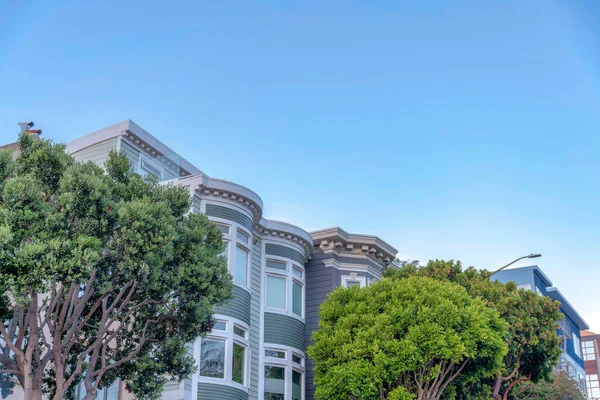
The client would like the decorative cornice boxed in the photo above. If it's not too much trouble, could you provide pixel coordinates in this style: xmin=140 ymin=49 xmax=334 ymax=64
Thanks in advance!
xmin=122 ymin=133 xmax=192 ymax=177
xmin=312 ymin=227 xmax=397 ymax=267
xmin=254 ymin=220 xmax=312 ymax=262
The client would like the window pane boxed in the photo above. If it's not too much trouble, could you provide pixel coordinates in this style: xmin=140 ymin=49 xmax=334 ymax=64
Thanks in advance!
xmin=221 ymin=241 xmax=229 ymax=263
xmin=266 ymin=260 xmax=287 ymax=271
xmin=235 ymin=246 xmax=249 ymax=286
xmin=293 ymin=266 xmax=302 ymax=278
xmin=232 ymin=343 xmax=245 ymax=385
xmin=212 ymin=320 xmax=227 ymax=331
xmin=266 ymin=275 xmax=286 ymax=309
xmin=237 ymin=229 xmax=249 ymax=244
xmin=346 ymin=280 xmax=361 ymax=288
xmin=200 ymin=339 xmax=225 ymax=378
xmin=234 ymin=326 xmax=246 ymax=338
xmin=264 ymin=394 xmax=284 ymax=400
xmin=292 ymin=281 xmax=302 ymax=317
xmin=264 ymin=366 xmax=285 ymax=397
xmin=292 ymin=354 xmax=302 ymax=364
xmin=217 ymin=224 xmax=230 ymax=235
xmin=265 ymin=349 xmax=286 ymax=359
xmin=292 ymin=370 xmax=302 ymax=400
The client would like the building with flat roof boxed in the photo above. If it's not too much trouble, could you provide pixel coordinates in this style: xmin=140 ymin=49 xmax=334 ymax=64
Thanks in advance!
xmin=8 ymin=120 xmax=397 ymax=400
xmin=492 ymin=265 xmax=590 ymax=396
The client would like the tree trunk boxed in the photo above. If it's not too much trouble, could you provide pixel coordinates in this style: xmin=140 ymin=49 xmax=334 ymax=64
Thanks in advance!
xmin=492 ymin=374 xmax=502 ymax=400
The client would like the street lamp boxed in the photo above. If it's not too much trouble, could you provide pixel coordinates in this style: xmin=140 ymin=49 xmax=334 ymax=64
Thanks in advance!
xmin=491 ymin=253 xmax=542 ymax=276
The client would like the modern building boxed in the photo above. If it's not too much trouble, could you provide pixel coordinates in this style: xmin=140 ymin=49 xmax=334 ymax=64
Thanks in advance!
xmin=582 ymin=331 xmax=600 ymax=400
xmin=492 ymin=265 xmax=590 ymax=395
xmin=56 ymin=120 xmax=397 ymax=400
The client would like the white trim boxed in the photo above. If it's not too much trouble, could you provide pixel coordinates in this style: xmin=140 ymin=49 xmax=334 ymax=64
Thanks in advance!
xmin=261 ymin=344 xmax=305 ymax=400
xmin=197 ymin=314 xmax=250 ymax=392
xmin=341 ymin=273 xmax=368 ymax=288
xmin=263 ymin=246 xmax=306 ymax=321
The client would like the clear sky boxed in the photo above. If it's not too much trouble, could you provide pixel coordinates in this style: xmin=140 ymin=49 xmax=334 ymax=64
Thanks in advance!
xmin=1 ymin=1 xmax=599 ymax=330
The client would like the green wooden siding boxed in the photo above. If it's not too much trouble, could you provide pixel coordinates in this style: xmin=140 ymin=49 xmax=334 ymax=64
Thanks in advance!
xmin=197 ymin=383 xmax=248 ymax=400
xmin=264 ymin=312 xmax=305 ymax=351
xmin=265 ymin=243 xmax=305 ymax=265
xmin=214 ymin=285 xmax=251 ymax=325
xmin=249 ymin=237 xmax=262 ymax=398
xmin=205 ymin=204 xmax=253 ymax=230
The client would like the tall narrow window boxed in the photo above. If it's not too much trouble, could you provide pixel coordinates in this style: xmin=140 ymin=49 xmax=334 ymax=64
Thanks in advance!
xmin=264 ymin=366 xmax=285 ymax=400
xmin=266 ymin=275 xmax=287 ymax=309
xmin=235 ymin=245 xmax=249 ymax=287
xmin=200 ymin=339 xmax=225 ymax=378
xmin=232 ymin=343 xmax=245 ymax=384
xmin=292 ymin=370 xmax=302 ymax=400
xmin=292 ymin=280 xmax=302 ymax=317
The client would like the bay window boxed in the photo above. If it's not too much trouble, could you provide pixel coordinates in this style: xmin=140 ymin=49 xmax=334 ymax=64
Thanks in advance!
xmin=264 ymin=254 xmax=305 ymax=320
xmin=341 ymin=274 xmax=367 ymax=289
xmin=199 ymin=315 xmax=249 ymax=388
xmin=210 ymin=215 xmax=251 ymax=289
xmin=263 ymin=347 xmax=305 ymax=400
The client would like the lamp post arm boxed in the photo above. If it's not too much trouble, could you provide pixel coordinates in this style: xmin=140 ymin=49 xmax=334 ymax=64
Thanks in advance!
xmin=490 ymin=255 xmax=530 ymax=276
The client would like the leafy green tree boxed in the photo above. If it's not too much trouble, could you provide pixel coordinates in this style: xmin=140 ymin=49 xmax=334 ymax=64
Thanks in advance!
xmin=307 ymin=276 xmax=508 ymax=400
xmin=0 ymin=134 xmax=232 ymax=400
xmin=510 ymin=372 xmax=585 ymax=400
xmin=384 ymin=260 xmax=563 ymax=400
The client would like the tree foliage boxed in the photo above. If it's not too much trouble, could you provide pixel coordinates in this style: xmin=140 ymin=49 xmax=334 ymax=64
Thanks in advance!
xmin=0 ymin=134 xmax=233 ymax=400
xmin=384 ymin=260 xmax=563 ymax=400
xmin=307 ymin=276 xmax=508 ymax=400
xmin=510 ymin=372 xmax=585 ymax=400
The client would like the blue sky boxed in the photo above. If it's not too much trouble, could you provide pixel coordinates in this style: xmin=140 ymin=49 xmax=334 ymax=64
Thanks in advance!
xmin=1 ymin=1 xmax=599 ymax=330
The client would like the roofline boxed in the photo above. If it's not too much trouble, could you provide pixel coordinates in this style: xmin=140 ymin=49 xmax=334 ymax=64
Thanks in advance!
xmin=492 ymin=265 xmax=553 ymax=287
xmin=546 ymin=287 xmax=590 ymax=330
xmin=310 ymin=226 xmax=398 ymax=256
xmin=65 ymin=120 xmax=202 ymax=175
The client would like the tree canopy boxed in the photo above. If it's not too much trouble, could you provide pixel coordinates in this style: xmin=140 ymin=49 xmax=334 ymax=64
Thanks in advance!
xmin=307 ymin=276 xmax=508 ymax=400
xmin=510 ymin=372 xmax=585 ymax=400
xmin=384 ymin=260 xmax=563 ymax=400
xmin=0 ymin=134 xmax=233 ymax=400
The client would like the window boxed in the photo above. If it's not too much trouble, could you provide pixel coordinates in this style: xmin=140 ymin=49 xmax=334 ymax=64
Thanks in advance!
xmin=232 ymin=343 xmax=245 ymax=385
xmin=216 ymin=223 xmax=230 ymax=235
xmin=262 ymin=348 xmax=305 ymax=400
xmin=517 ymin=283 xmax=531 ymax=291
xmin=212 ymin=320 xmax=227 ymax=331
xmin=588 ymin=373 xmax=599 ymax=399
xmin=199 ymin=315 xmax=249 ymax=388
xmin=264 ymin=254 xmax=306 ymax=320
xmin=292 ymin=370 xmax=302 ymax=400
xmin=267 ymin=275 xmax=287 ymax=309
xmin=573 ymin=333 xmax=582 ymax=358
xmin=265 ymin=349 xmax=286 ymax=359
xmin=267 ymin=260 xmax=287 ymax=271
xmin=139 ymin=156 xmax=163 ymax=180
xmin=235 ymin=245 xmax=249 ymax=286
xmin=221 ymin=241 xmax=229 ymax=263
xmin=341 ymin=274 xmax=367 ymax=288
xmin=292 ymin=280 xmax=302 ymax=317
xmin=200 ymin=339 xmax=225 ymax=378
xmin=237 ymin=229 xmax=250 ymax=245
xmin=583 ymin=340 xmax=596 ymax=361
xmin=535 ymin=286 xmax=544 ymax=296
xmin=264 ymin=366 xmax=285 ymax=400
xmin=234 ymin=325 xmax=247 ymax=338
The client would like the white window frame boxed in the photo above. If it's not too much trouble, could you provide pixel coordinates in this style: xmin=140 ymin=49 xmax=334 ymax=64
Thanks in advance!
xmin=262 ymin=345 xmax=305 ymax=400
xmin=573 ymin=332 xmax=582 ymax=358
xmin=199 ymin=315 xmax=250 ymax=391
xmin=138 ymin=152 xmax=164 ymax=180
xmin=210 ymin=216 xmax=252 ymax=290
xmin=264 ymin=252 xmax=305 ymax=322
xmin=341 ymin=273 xmax=367 ymax=288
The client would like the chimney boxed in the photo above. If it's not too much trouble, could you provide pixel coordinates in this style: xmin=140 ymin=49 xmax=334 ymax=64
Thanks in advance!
xmin=18 ymin=121 xmax=42 ymax=137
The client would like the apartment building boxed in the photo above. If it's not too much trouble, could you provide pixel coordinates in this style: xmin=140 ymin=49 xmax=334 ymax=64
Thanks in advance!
xmin=61 ymin=120 xmax=398 ymax=400
xmin=492 ymin=265 xmax=589 ymax=396
xmin=582 ymin=331 xmax=600 ymax=400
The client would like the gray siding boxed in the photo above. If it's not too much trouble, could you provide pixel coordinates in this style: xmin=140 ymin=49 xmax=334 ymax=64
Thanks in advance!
xmin=249 ymin=237 xmax=262 ymax=399
xmin=197 ymin=383 xmax=248 ymax=400
xmin=304 ymin=249 xmax=336 ymax=400
xmin=214 ymin=285 xmax=251 ymax=325
xmin=265 ymin=243 xmax=305 ymax=265
xmin=205 ymin=204 xmax=253 ymax=231
xmin=71 ymin=137 xmax=118 ymax=166
xmin=120 ymin=140 xmax=139 ymax=169
xmin=192 ymin=196 xmax=202 ymax=214
xmin=264 ymin=312 xmax=305 ymax=351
